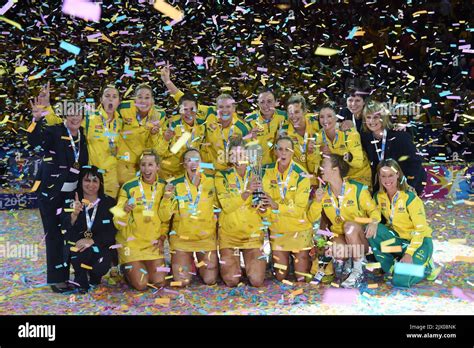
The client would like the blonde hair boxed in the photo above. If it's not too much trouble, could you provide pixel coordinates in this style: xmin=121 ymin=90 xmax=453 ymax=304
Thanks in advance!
xmin=362 ymin=100 xmax=393 ymax=132
xmin=139 ymin=149 xmax=160 ymax=165
xmin=216 ymin=93 xmax=235 ymax=104
xmin=287 ymin=94 xmax=307 ymax=112
xmin=135 ymin=83 xmax=154 ymax=98
xmin=376 ymin=158 xmax=411 ymax=193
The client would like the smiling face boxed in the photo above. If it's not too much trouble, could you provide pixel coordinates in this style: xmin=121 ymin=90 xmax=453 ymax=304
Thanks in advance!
xmin=217 ymin=98 xmax=235 ymax=123
xmin=346 ymin=95 xmax=365 ymax=116
xmin=258 ymin=92 xmax=276 ymax=118
xmin=101 ymin=87 xmax=120 ymax=114
xmin=135 ymin=88 xmax=153 ymax=114
xmin=180 ymin=100 xmax=197 ymax=125
xmin=183 ymin=150 xmax=201 ymax=178
xmin=379 ymin=166 xmax=400 ymax=192
xmin=65 ymin=113 xmax=83 ymax=133
xmin=364 ymin=112 xmax=384 ymax=134
xmin=275 ymin=139 xmax=293 ymax=168
xmin=288 ymin=103 xmax=305 ymax=129
xmin=82 ymin=173 xmax=100 ymax=197
xmin=319 ymin=107 xmax=337 ymax=132
xmin=140 ymin=155 xmax=159 ymax=184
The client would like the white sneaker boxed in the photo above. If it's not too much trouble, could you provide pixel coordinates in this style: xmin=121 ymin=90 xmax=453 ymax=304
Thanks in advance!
xmin=341 ymin=265 xmax=364 ymax=288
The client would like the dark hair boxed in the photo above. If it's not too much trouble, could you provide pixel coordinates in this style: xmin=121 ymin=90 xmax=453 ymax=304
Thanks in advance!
xmin=327 ymin=154 xmax=350 ymax=178
xmin=178 ymin=92 xmax=198 ymax=106
xmin=182 ymin=147 xmax=200 ymax=162
xmin=77 ymin=165 xmax=105 ymax=199
xmin=228 ymin=135 xmax=245 ymax=153
xmin=275 ymin=136 xmax=295 ymax=149
xmin=319 ymin=100 xmax=338 ymax=112
xmin=135 ymin=83 xmax=154 ymax=98
xmin=346 ymin=87 xmax=370 ymax=101
xmin=257 ymin=88 xmax=277 ymax=99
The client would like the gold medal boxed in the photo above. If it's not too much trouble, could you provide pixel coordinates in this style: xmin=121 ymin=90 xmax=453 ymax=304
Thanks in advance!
xmin=144 ymin=216 xmax=151 ymax=223
xmin=300 ymin=154 xmax=306 ymax=162
xmin=73 ymin=162 xmax=80 ymax=170
xmin=84 ymin=230 xmax=93 ymax=239
xmin=335 ymin=215 xmax=343 ymax=224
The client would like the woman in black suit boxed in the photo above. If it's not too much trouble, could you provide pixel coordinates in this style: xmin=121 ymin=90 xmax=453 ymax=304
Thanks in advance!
xmin=28 ymin=98 xmax=89 ymax=292
xmin=360 ymin=101 xmax=426 ymax=195
xmin=60 ymin=166 xmax=117 ymax=293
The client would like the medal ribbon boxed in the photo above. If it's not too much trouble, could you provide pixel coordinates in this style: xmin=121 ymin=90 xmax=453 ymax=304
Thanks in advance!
xmin=276 ymin=163 xmax=294 ymax=201
xmin=138 ymin=179 xmax=158 ymax=212
xmin=64 ymin=121 xmax=80 ymax=163
xmin=327 ymin=181 xmax=346 ymax=220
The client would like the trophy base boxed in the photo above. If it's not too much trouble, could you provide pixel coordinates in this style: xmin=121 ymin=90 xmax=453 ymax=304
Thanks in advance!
xmin=252 ymin=190 xmax=265 ymax=207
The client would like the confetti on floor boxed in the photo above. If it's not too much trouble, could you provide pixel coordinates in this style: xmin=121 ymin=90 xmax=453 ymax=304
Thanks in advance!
xmin=0 ymin=200 xmax=472 ymax=315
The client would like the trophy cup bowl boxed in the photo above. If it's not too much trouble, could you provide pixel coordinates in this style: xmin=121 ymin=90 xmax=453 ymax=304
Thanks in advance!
xmin=246 ymin=143 xmax=264 ymax=207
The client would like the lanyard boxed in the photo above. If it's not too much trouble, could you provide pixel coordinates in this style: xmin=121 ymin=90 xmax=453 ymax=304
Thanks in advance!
xmin=327 ymin=181 xmax=346 ymax=217
xmin=138 ymin=179 xmax=158 ymax=211
xmin=389 ymin=191 xmax=400 ymax=226
xmin=299 ymin=130 xmax=308 ymax=155
xmin=64 ymin=121 xmax=80 ymax=162
xmin=220 ymin=122 xmax=235 ymax=151
xmin=85 ymin=200 xmax=99 ymax=232
xmin=276 ymin=163 xmax=294 ymax=201
xmin=374 ymin=129 xmax=387 ymax=161
xmin=136 ymin=110 xmax=148 ymax=126
xmin=234 ymin=167 xmax=250 ymax=194
xmin=101 ymin=113 xmax=118 ymax=151
xmin=184 ymin=176 xmax=202 ymax=214
xmin=322 ymin=130 xmax=339 ymax=147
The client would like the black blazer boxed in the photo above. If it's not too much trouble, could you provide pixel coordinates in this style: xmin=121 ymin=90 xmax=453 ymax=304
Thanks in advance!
xmin=28 ymin=120 xmax=88 ymax=200
xmin=361 ymin=129 xmax=426 ymax=194
xmin=60 ymin=195 xmax=117 ymax=257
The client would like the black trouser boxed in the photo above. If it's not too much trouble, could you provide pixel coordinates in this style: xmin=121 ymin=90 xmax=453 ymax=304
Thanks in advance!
xmin=70 ymin=247 xmax=112 ymax=289
xmin=38 ymin=196 xmax=69 ymax=284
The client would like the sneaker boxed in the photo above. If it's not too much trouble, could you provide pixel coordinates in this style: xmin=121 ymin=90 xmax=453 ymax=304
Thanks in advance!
xmin=341 ymin=268 xmax=364 ymax=288
xmin=426 ymin=259 xmax=441 ymax=281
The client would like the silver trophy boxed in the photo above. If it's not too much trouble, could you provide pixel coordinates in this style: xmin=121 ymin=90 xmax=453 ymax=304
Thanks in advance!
xmin=247 ymin=143 xmax=264 ymax=207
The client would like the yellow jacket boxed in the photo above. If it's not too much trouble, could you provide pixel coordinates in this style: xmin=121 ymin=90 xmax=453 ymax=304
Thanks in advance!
xmin=158 ymin=173 xmax=218 ymax=251
xmin=281 ymin=114 xmax=321 ymax=176
xmin=245 ymin=109 xmax=287 ymax=165
xmin=171 ymin=89 xmax=217 ymax=121
xmin=260 ymin=161 xmax=313 ymax=233
xmin=308 ymin=179 xmax=381 ymax=235
xmin=375 ymin=190 xmax=432 ymax=256
xmin=152 ymin=116 xmax=207 ymax=180
xmin=116 ymin=100 xmax=167 ymax=165
xmin=113 ymin=177 xmax=166 ymax=263
xmin=315 ymin=128 xmax=372 ymax=187
xmin=215 ymin=167 xmax=264 ymax=249
xmin=84 ymin=106 xmax=122 ymax=174
xmin=203 ymin=114 xmax=251 ymax=171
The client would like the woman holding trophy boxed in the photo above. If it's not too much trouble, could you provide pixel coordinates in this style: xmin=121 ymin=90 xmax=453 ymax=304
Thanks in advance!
xmin=259 ymin=137 xmax=314 ymax=284
xmin=215 ymin=137 xmax=267 ymax=287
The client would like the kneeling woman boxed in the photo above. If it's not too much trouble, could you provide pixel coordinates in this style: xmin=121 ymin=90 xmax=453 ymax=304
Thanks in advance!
xmin=113 ymin=150 xmax=168 ymax=291
xmin=61 ymin=166 xmax=117 ymax=293
xmin=259 ymin=137 xmax=313 ymax=283
xmin=159 ymin=149 xmax=219 ymax=286
xmin=215 ymin=138 xmax=266 ymax=287
xmin=369 ymin=159 xmax=435 ymax=287
xmin=308 ymin=154 xmax=381 ymax=288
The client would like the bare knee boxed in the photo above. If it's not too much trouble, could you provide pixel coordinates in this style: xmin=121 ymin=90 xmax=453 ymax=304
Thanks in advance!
xmin=248 ymin=273 xmax=265 ymax=287
xmin=202 ymin=273 xmax=218 ymax=285
xmin=128 ymin=275 xmax=148 ymax=291
xmin=223 ymin=276 xmax=239 ymax=287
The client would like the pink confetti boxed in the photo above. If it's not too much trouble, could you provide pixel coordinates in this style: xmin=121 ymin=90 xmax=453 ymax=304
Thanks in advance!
xmin=156 ymin=266 xmax=171 ymax=272
xmin=194 ymin=56 xmax=204 ymax=65
xmin=62 ymin=0 xmax=101 ymax=23
xmin=322 ymin=288 xmax=359 ymax=306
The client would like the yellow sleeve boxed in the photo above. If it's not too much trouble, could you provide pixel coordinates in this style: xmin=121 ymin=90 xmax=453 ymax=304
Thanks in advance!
xmin=346 ymin=130 xmax=365 ymax=169
xmin=45 ymin=106 xmax=63 ymax=125
xmin=158 ymin=194 xmax=176 ymax=223
xmin=153 ymin=130 xmax=173 ymax=157
xmin=306 ymin=150 xmax=321 ymax=175
xmin=405 ymin=197 xmax=431 ymax=256
xmin=112 ymin=187 xmax=131 ymax=231
xmin=171 ymin=89 xmax=184 ymax=104
xmin=307 ymin=200 xmax=322 ymax=224
xmin=359 ymin=188 xmax=381 ymax=222
xmin=215 ymin=172 xmax=249 ymax=214
xmin=277 ymin=175 xmax=311 ymax=217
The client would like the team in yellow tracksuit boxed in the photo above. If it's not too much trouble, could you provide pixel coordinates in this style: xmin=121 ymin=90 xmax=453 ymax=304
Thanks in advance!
xmin=113 ymin=176 xmax=167 ymax=264
xmin=307 ymin=179 xmax=381 ymax=235
xmin=215 ymin=167 xmax=264 ymax=249
xmin=84 ymin=106 xmax=123 ymax=198
xmin=170 ymin=89 xmax=216 ymax=121
xmin=280 ymin=115 xmax=321 ymax=179
xmin=204 ymin=113 xmax=251 ymax=172
xmin=116 ymin=100 xmax=167 ymax=184
xmin=315 ymin=128 xmax=372 ymax=187
xmin=260 ymin=161 xmax=313 ymax=251
xmin=158 ymin=173 xmax=218 ymax=252
xmin=371 ymin=190 xmax=434 ymax=287
xmin=152 ymin=116 xmax=207 ymax=180
xmin=245 ymin=109 xmax=287 ymax=166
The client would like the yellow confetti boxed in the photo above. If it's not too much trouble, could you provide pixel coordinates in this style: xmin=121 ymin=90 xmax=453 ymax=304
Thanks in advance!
xmin=153 ymin=0 xmax=184 ymax=21
xmin=362 ymin=43 xmax=374 ymax=50
xmin=381 ymin=245 xmax=402 ymax=253
xmin=273 ymin=263 xmax=288 ymax=271
xmin=454 ymin=256 xmax=474 ymax=263
xmin=354 ymin=217 xmax=373 ymax=224
xmin=366 ymin=262 xmax=381 ymax=269
xmin=170 ymin=281 xmax=182 ymax=287
xmin=281 ymin=279 xmax=293 ymax=286
xmin=314 ymin=46 xmax=340 ymax=56
xmin=170 ymin=131 xmax=191 ymax=154
xmin=30 ymin=180 xmax=41 ymax=193
xmin=0 ymin=16 xmax=23 ymax=30
xmin=14 ymin=66 xmax=28 ymax=74
xmin=155 ymin=297 xmax=170 ymax=305
xmin=109 ymin=206 xmax=127 ymax=218
xmin=80 ymin=263 xmax=93 ymax=270
xmin=381 ymin=238 xmax=396 ymax=247
xmin=368 ymin=283 xmax=378 ymax=289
